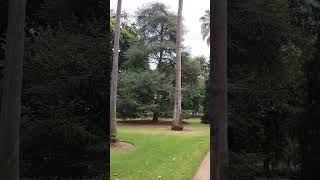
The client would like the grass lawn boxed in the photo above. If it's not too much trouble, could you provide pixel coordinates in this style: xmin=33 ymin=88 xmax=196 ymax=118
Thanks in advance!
xmin=110 ymin=118 xmax=210 ymax=180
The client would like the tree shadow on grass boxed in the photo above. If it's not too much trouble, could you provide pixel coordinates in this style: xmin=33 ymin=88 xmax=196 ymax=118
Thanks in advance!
xmin=117 ymin=119 xmax=190 ymax=126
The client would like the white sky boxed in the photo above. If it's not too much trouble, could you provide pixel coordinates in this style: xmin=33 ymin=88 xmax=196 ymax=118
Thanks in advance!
xmin=110 ymin=0 xmax=210 ymax=59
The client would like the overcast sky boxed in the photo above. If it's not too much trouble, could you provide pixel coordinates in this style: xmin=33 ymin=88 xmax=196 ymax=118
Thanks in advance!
xmin=110 ymin=0 xmax=210 ymax=59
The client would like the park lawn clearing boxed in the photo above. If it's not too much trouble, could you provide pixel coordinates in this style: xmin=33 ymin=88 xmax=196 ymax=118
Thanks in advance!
xmin=110 ymin=118 xmax=210 ymax=180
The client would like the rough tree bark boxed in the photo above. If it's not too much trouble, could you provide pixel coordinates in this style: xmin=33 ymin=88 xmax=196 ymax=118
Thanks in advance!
xmin=210 ymin=0 xmax=229 ymax=179
xmin=172 ymin=0 xmax=184 ymax=131
xmin=110 ymin=0 xmax=122 ymax=144
xmin=0 ymin=0 xmax=27 ymax=179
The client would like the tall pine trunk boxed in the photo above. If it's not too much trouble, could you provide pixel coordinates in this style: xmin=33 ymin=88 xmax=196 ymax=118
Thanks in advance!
xmin=0 ymin=0 xmax=27 ymax=179
xmin=110 ymin=0 xmax=122 ymax=144
xmin=172 ymin=0 xmax=183 ymax=131
xmin=210 ymin=0 xmax=229 ymax=179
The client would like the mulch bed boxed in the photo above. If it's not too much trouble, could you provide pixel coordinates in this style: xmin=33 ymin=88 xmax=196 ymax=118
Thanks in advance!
xmin=111 ymin=141 xmax=135 ymax=150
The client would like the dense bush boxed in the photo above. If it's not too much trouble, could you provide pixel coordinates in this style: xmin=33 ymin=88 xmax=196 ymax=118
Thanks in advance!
xmin=229 ymin=152 xmax=264 ymax=180
xmin=20 ymin=18 xmax=109 ymax=178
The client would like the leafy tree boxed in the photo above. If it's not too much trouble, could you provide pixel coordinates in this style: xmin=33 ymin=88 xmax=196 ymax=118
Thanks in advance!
xmin=200 ymin=10 xmax=210 ymax=124
xmin=117 ymin=52 xmax=207 ymax=121
xmin=136 ymin=2 xmax=177 ymax=71
xmin=110 ymin=12 xmax=141 ymax=70
xmin=123 ymin=39 xmax=149 ymax=70
xmin=182 ymin=55 xmax=208 ymax=117
xmin=118 ymin=70 xmax=173 ymax=120
xmin=121 ymin=2 xmax=178 ymax=122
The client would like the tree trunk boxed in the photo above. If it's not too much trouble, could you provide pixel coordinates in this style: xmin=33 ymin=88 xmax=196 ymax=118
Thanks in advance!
xmin=210 ymin=0 xmax=229 ymax=179
xmin=264 ymin=159 xmax=270 ymax=172
xmin=172 ymin=0 xmax=183 ymax=131
xmin=300 ymin=28 xmax=320 ymax=179
xmin=110 ymin=0 xmax=122 ymax=144
xmin=0 ymin=0 xmax=26 ymax=179
xmin=158 ymin=24 xmax=164 ymax=70
xmin=152 ymin=112 xmax=159 ymax=122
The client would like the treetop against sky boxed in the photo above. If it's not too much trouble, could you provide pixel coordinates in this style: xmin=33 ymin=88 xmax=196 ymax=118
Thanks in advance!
xmin=110 ymin=0 xmax=210 ymax=59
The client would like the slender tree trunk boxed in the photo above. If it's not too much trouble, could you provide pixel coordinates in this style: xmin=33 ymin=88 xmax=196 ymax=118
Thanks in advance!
xmin=110 ymin=0 xmax=122 ymax=144
xmin=158 ymin=24 xmax=164 ymax=71
xmin=210 ymin=0 xmax=228 ymax=179
xmin=152 ymin=111 xmax=159 ymax=122
xmin=0 ymin=0 xmax=26 ymax=179
xmin=159 ymin=51 xmax=163 ymax=70
xmin=172 ymin=0 xmax=183 ymax=131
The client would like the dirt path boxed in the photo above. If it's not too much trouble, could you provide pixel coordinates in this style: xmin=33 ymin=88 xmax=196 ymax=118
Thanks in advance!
xmin=193 ymin=152 xmax=210 ymax=180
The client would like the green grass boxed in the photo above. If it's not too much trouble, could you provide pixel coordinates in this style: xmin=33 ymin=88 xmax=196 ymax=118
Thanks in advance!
xmin=110 ymin=118 xmax=210 ymax=180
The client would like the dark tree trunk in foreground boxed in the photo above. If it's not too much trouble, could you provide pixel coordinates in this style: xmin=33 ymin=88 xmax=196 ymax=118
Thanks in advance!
xmin=0 ymin=0 xmax=27 ymax=179
xmin=210 ymin=0 xmax=229 ymax=179
xmin=153 ymin=112 xmax=159 ymax=122
xmin=172 ymin=0 xmax=183 ymax=131
xmin=110 ymin=0 xmax=122 ymax=144
xmin=300 ymin=27 xmax=320 ymax=180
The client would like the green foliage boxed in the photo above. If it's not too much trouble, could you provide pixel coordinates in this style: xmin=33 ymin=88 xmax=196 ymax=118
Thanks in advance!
xmin=0 ymin=1 xmax=111 ymax=177
xmin=110 ymin=14 xmax=141 ymax=70
xmin=36 ymin=0 xmax=107 ymax=25
xmin=200 ymin=0 xmax=308 ymax=178
xmin=117 ymin=52 xmax=208 ymax=120
xmin=229 ymin=152 xmax=264 ymax=180
xmin=21 ymin=17 xmax=109 ymax=178
xmin=122 ymin=39 xmax=149 ymax=70
xmin=117 ymin=3 xmax=208 ymax=120
xmin=118 ymin=70 xmax=174 ymax=119
xmin=136 ymin=2 xmax=176 ymax=41
xmin=135 ymin=2 xmax=177 ymax=70
xmin=182 ymin=55 xmax=208 ymax=117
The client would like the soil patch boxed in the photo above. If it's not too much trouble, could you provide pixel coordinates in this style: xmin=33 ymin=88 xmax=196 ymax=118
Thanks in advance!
xmin=111 ymin=141 xmax=135 ymax=150
xmin=117 ymin=119 xmax=189 ymax=125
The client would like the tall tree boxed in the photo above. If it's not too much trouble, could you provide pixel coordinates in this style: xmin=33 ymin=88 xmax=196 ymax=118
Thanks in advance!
xmin=210 ymin=0 xmax=228 ymax=179
xmin=200 ymin=10 xmax=210 ymax=124
xmin=0 ymin=0 xmax=27 ymax=179
xmin=172 ymin=0 xmax=183 ymax=131
xmin=110 ymin=0 xmax=122 ymax=144
xmin=136 ymin=3 xmax=177 ymax=72
xmin=135 ymin=3 xmax=177 ymax=121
